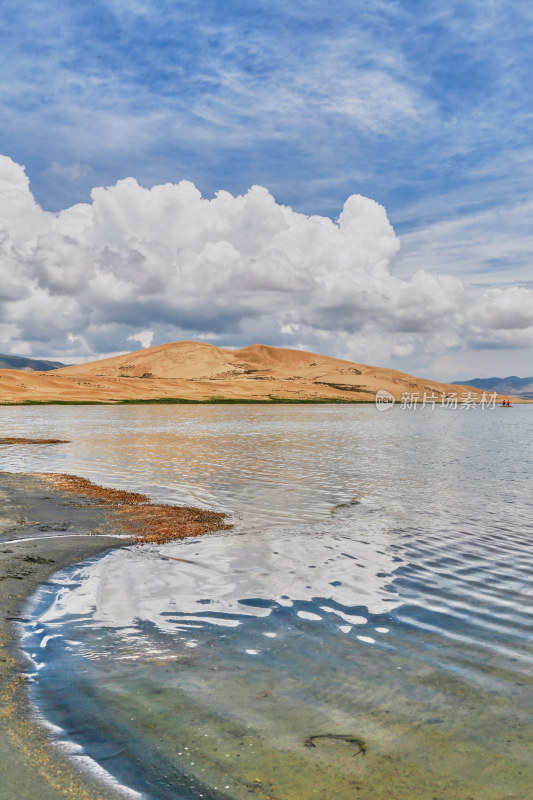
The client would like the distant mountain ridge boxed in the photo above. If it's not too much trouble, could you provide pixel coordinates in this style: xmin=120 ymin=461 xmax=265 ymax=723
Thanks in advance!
xmin=453 ymin=376 xmax=533 ymax=399
xmin=0 ymin=353 xmax=66 ymax=371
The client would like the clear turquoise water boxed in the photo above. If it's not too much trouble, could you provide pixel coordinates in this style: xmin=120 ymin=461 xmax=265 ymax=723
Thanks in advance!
xmin=1 ymin=404 xmax=532 ymax=799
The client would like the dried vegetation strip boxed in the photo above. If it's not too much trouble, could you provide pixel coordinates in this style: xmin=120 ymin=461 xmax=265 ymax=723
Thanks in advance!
xmin=36 ymin=473 xmax=231 ymax=545
xmin=0 ymin=438 xmax=70 ymax=445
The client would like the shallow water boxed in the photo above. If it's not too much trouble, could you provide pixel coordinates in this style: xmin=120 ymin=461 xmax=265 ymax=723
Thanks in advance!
xmin=1 ymin=404 xmax=533 ymax=799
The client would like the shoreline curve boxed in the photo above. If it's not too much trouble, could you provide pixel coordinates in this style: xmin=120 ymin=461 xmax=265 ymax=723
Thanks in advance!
xmin=0 ymin=470 xmax=230 ymax=800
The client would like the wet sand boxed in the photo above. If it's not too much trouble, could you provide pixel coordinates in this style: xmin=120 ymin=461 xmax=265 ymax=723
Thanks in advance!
xmin=0 ymin=471 xmax=228 ymax=800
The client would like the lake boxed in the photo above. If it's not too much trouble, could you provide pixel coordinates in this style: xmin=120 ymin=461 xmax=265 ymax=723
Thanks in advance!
xmin=1 ymin=404 xmax=532 ymax=799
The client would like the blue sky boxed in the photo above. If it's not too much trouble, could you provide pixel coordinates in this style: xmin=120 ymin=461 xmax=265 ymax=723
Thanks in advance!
xmin=1 ymin=0 xmax=532 ymax=376
xmin=2 ymin=1 xmax=531 ymax=226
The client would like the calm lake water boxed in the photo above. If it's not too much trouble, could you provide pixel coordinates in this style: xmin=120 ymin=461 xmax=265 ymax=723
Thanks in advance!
xmin=1 ymin=404 xmax=533 ymax=799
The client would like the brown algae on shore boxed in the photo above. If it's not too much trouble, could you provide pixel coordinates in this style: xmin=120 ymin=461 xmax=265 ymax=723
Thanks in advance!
xmin=36 ymin=472 xmax=150 ymax=504
xmin=36 ymin=472 xmax=232 ymax=544
xmin=0 ymin=437 xmax=70 ymax=445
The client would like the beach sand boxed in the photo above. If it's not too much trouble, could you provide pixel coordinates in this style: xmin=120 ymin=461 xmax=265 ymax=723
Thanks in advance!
xmin=0 ymin=471 xmax=228 ymax=800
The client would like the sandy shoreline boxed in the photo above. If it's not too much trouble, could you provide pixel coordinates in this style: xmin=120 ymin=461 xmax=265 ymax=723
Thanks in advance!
xmin=0 ymin=471 xmax=228 ymax=800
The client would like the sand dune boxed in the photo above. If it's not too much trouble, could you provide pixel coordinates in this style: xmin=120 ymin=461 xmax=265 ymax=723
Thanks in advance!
xmin=0 ymin=341 xmax=518 ymax=403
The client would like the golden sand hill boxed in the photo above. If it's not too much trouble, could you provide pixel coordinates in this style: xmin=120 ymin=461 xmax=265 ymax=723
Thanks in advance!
xmin=0 ymin=341 xmax=516 ymax=403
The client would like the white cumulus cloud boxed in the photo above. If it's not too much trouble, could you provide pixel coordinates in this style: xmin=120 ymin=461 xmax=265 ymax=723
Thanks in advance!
xmin=0 ymin=154 xmax=531 ymax=378
xmin=127 ymin=329 xmax=154 ymax=349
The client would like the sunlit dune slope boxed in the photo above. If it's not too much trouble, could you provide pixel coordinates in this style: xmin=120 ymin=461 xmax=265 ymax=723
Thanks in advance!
xmin=0 ymin=341 xmax=518 ymax=403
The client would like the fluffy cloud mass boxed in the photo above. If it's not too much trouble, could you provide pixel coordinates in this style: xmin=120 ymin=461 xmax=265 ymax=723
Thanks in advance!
xmin=1 ymin=155 xmax=532 ymax=376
